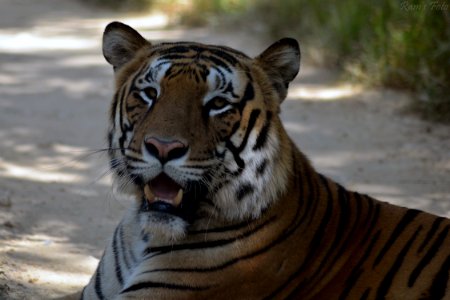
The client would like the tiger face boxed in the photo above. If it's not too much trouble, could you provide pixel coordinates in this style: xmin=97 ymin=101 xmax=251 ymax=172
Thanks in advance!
xmin=104 ymin=22 xmax=300 ymax=241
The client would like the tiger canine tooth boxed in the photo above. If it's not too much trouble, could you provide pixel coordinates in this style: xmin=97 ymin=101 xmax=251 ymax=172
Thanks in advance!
xmin=144 ymin=185 xmax=155 ymax=202
xmin=174 ymin=189 xmax=183 ymax=207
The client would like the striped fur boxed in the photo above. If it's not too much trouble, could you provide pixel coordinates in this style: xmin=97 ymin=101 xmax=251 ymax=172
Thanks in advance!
xmin=80 ymin=22 xmax=450 ymax=300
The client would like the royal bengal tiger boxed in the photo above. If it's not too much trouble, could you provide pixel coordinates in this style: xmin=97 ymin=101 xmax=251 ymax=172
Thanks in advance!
xmin=77 ymin=22 xmax=450 ymax=300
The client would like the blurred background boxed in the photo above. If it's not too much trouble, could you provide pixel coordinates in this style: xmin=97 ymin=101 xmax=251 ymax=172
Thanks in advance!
xmin=86 ymin=0 xmax=450 ymax=121
xmin=0 ymin=0 xmax=449 ymax=298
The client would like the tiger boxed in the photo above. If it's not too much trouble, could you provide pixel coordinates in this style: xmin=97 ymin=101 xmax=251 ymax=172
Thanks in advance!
xmin=78 ymin=21 xmax=450 ymax=300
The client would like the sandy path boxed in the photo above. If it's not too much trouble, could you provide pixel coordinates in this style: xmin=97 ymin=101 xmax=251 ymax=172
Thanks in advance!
xmin=0 ymin=0 xmax=449 ymax=298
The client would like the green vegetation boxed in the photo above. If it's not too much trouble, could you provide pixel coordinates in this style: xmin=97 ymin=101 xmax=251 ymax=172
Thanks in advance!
xmin=178 ymin=0 xmax=252 ymax=26
xmin=81 ymin=0 xmax=155 ymax=10
xmin=253 ymin=0 xmax=450 ymax=122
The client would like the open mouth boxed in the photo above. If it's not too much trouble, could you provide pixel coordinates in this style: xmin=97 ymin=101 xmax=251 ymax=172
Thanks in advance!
xmin=143 ymin=173 xmax=184 ymax=215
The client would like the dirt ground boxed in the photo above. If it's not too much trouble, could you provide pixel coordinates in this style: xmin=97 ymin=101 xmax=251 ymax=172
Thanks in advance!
xmin=0 ymin=0 xmax=449 ymax=299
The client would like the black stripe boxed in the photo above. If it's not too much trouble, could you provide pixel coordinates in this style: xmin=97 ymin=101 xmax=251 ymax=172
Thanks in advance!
xmin=339 ymin=195 xmax=381 ymax=300
xmin=294 ymin=153 xmax=305 ymax=210
xmin=197 ymin=63 xmax=210 ymax=81
xmin=361 ymin=202 xmax=381 ymax=247
xmin=236 ymin=183 xmax=254 ymax=201
xmin=308 ymin=184 xmax=352 ymax=286
xmin=188 ymin=219 xmax=255 ymax=234
xmin=120 ymin=281 xmax=209 ymax=294
xmin=160 ymin=54 xmax=189 ymax=60
xmin=142 ymin=228 xmax=297 ymax=275
xmin=146 ymin=197 xmax=303 ymax=277
xmin=112 ymin=226 xmax=124 ymax=285
xmin=286 ymin=176 xmax=338 ymax=297
xmin=209 ymin=48 xmax=239 ymax=66
xmin=253 ymin=111 xmax=272 ymax=151
xmin=360 ymin=288 xmax=371 ymax=300
xmin=224 ymin=81 xmax=239 ymax=98
xmin=330 ymin=191 xmax=363 ymax=271
xmin=299 ymin=169 xmax=314 ymax=224
xmin=204 ymin=54 xmax=232 ymax=72
xmin=339 ymin=231 xmax=381 ymax=300
xmin=373 ymin=209 xmax=421 ymax=267
xmin=212 ymin=65 xmax=227 ymax=89
xmin=264 ymin=175 xmax=333 ymax=300
xmin=363 ymin=194 xmax=374 ymax=228
xmin=165 ymin=65 xmax=185 ymax=80
xmin=305 ymin=173 xmax=320 ymax=227
xmin=240 ymin=82 xmax=255 ymax=107
xmin=327 ymin=189 xmax=361 ymax=265
xmin=158 ymin=45 xmax=191 ymax=55
xmin=129 ymin=112 xmax=142 ymax=121
xmin=129 ymin=61 xmax=148 ymax=91
xmin=376 ymin=226 xmax=423 ymax=299
xmin=225 ymin=109 xmax=261 ymax=169
xmin=119 ymin=123 xmax=134 ymax=154
xmin=307 ymin=173 xmax=328 ymax=230
xmin=224 ymin=141 xmax=245 ymax=169
xmin=308 ymin=175 xmax=332 ymax=255
xmin=143 ymin=215 xmax=301 ymax=274
xmin=94 ymin=254 xmax=105 ymax=300
xmin=125 ymin=156 xmax=145 ymax=163
xmin=417 ymin=217 xmax=445 ymax=254
xmin=141 ymin=230 xmax=149 ymax=243
xmin=237 ymin=109 xmax=261 ymax=151
xmin=338 ymin=198 xmax=380 ymax=300
xmin=143 ymin=215 xmax=276 ymax=257
xmin=193 ymin=71 xmax=200 ymax=83
xmin=408 ymin=225 xmax=450 ymax=287
xmin=110 ymin=92 xmax=119 ymax=123
xmin=117 ymin=83 xmax=127 ymax=128
xmin=117 ymin=84 xmax=130 ymax=155
xmin=107 ymin=131 xmax=114 ymax=151
xmin=256 ymin=159 xmax=268 ymax=176
xmin=119 ymin=225 xmax=131 ymax=270
xmin=125 ymin=102 xmax=143 ymax=114
xmin=429 ymin=254 xmax=450 ymax=299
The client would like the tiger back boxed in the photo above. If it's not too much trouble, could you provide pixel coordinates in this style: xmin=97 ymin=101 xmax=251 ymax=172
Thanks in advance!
xmin=79 ymin=22 xmax=450 ymax=300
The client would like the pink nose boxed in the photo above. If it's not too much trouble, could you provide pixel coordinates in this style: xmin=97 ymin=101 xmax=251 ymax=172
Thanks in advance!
xmin=144 ymin=137 xmax=188 ymax=163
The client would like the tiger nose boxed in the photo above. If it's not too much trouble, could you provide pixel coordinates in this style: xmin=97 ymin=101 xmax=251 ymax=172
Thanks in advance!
xmin=144 ymin=137 xmax=188 ymax=164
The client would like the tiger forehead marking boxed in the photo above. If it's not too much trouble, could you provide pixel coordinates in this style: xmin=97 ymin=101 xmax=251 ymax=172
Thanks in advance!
xmin=134 ymin=54 xmax=247 ymax=108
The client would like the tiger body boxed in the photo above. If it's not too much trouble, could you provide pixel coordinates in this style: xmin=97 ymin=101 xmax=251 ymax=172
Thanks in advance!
xmin=81 ymin=22 xmax=450 ymax=300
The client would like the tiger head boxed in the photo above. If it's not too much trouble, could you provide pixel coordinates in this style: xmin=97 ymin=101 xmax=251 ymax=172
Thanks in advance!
xmin=103 ymin=22 xmax=300 ymax=241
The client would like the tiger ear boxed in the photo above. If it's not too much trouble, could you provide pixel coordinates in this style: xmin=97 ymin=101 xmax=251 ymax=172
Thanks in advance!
xmin=256 ymin=38 xmax=300 ymax=102
xmin=102 ymin=21 xmax=149 ymax=71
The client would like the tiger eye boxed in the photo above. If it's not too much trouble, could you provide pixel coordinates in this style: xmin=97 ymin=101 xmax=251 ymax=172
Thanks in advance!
xmin=210 ymin=97 xmax=229 ymax=110
xmin=142 ymin=87 xmax=157 ymax=100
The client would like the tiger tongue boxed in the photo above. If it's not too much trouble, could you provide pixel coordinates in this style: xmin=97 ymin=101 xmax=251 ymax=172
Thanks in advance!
xmin=145 ymin=173 xmax=183 ymax=207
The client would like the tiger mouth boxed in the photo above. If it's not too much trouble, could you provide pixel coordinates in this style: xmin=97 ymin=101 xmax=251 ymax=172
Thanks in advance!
xmin=143 ymin=173 xmax=184 ymax=215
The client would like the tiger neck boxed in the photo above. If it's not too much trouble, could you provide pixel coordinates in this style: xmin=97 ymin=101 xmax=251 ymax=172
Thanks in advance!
xmin=264 ymin=145 xmax=380 ymax=299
